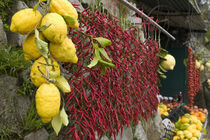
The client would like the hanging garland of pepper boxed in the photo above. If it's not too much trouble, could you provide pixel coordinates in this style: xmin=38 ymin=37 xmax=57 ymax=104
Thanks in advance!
xmin=186 ymin=47 xmax=201 ymax=107
xmin=64 ymin=9 xmax=160 ymax=139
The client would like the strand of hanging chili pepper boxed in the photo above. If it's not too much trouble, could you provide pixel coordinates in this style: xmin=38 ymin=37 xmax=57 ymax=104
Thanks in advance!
xmin=64 ymin=9 xmax=160 ymax=139
xmin=186 ymin=47 xmax=201 ymax=107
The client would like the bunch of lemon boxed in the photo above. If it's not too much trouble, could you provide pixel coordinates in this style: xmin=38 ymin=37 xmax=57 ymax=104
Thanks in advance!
xmin=173 ymin=113 xmax=203 ymax=140
xmin=158 ymin=103 xmax=170 ymax=117
xmin=10 ymin=0 xmax=79 ymax=124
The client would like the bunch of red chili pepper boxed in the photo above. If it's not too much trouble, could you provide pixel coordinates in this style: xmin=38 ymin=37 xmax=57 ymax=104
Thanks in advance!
xmin=186 ymin=47 xmax=201 ymax=107
xmin=64 ymin=9 xmax=160 ymax=139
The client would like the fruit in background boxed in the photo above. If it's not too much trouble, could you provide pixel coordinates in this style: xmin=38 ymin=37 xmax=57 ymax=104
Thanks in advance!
xmin=200 ymin=64 xmax=204 ymax=71
xmin=208 ymin=79 xmax=210 ymax=85
xmin=195 ymin=60 xmax=201 ymax=69
xmin=158 ymin=103 xmax=170 ymax=116
xmin=205 ymin=61 xmax=210 ymax=68
xmin=10 ymin=9 xmax=42 ymax=35
xmin=160 ymin=54 xmax=176 ymax=70
xmin=173 ymin=113 xmax=203 ymax=140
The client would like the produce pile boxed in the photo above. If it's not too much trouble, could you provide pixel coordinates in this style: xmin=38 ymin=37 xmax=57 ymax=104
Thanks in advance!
xmin=65 ymin=9 xmax=160 ymax=139
xmin=173 ymin=109 xmax=207 ymax=140
xmin=158 ymin=102 xmax=207 ymax=140
xmin=10 ymin=0 xmax=80 ymax=135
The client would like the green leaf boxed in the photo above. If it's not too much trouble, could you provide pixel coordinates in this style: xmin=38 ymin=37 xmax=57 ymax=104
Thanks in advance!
xmin=55 ymin=76 xmax=71 ymax=93
xmin=99 ymin=59 xmax=115 ymax=68
xmin=159 ymin=48 xmax=168 ymax=57
xmin=157 ymin=70 xmax=164 ymax=75
xmin=159 ymin=74 xmax=167 ymax=79
xmin=49 ymin=71 xmax=60 ymax=79
xmin=33 ymin=0 xmax=47 ymax=11
xmin=159 ymin=64 xmax=167 ymax=73
xmin=51 ymin=113 xmax=62 ymax=136
xmin=100 ymin=65 xmax=106 ymax=75
xmin=35 ymin=29 xmax=49 ymax=59
xmin=94 ymin=37 xmax=112 ymax=48
xmin=87 ymin=55 xmax=99 ymax=68
xmin=98 ymin=48 xmax=112 ymax=62
xmin=62 ymin=15 xmax=76 ymax=26
xmin=94 ymin=47 xmax=101 ymax=59
xmin=39 ymin=24 xmax=51 ymax=31
xmin=203 ymin=128 xmax=207 ymax=135
xmin=60 ymin=107 xmax=69 ymax=126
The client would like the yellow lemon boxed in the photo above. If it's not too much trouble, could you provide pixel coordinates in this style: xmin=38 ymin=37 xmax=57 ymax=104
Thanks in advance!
xmin=183 ymin=130 xmax=192 ymax=139
xmin=160 ymin=54 xmax=176 ymax=70
xmin=195 ymin=60 xmax=201 ymax=69
xmin=10 ymin=8 xmax=42 ymax=35
xmin=190 ymin=115 xmax=198 ymax=124
xmin=23 ymin=33 xmax=44 ymax=61
xmin=50 ymin=37 xmax=78 ymax=63
xmin=205 ymin=61 xmax=210 ymax=68
xmin=173 ymin=136 xmax=180 ymax=140
xmin=41 ymin=13 xmax=67 ymax=43
xmin=30 ymin=56 xmax=60 ymax=87
xmin=176 ymin=131 xmax=183 ymax=136
xmin=49 ymin=0 xmax=79 ymax=28
xmin=36 ymin=83 xmax=60 ymax=123
xmin=181 ymin=116 xmax=190 ymax=124
xmin=190 ymin=137 xmax=198 ymax=140
xmin=192 ymin=130 xmax=200 ymax=138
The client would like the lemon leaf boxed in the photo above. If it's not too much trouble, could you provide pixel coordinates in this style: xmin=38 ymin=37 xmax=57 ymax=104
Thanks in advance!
xmin=88 ymin=55 xmax=99 ymax=68
xmin=62 ymin=15 xmax=76 ymax=26
xmin=51 ymin=113 xmax=62 ymax=136
xmin=49 ymin=71 xmax=60 ymax=79
xmin=203 ymin=128 xmax=207 ymax=135
xmin=39 ymin=24 xmax=51 ymax=31
xmin=94 ymin=37 xmax=112 ymax=48
xmin=159 ymin=48 xmax=168 ymax=57
xmin=55 ymin=76 xmax=71 ymax=93
xmin=35 ymin=29 xmax=49 ymax=59
xmin=100 ymin=65 xmax=106 ymax=75
xmin=60 ymin=106 xmax=69 ymax=126
xmin=159 ymin=74 xmax=167 ymax=79
xmin=159 ymin=64 xmax=167 ymax=72
xmin=33 ymin=0 xmax=47 ymax=11
xmin=99 ymin=59 xmax=115 ymax=68
xmin=98 ymin=48 xmax=112 ymax=62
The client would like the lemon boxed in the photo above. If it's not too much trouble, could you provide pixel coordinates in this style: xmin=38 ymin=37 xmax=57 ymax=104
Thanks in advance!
xmin=200 ymin=64 xmax=204 ymax=71
xmin=183 ymin=130 xmax=192 ymax=139
xmin=10 ymin=8 xmax=42 ymax=35
xmin=41 ymin=13 xmax=67 ymax=43
xmin=192 ymin=130 xmax=200 ymax=138
xmin=50 ymin=37 xmax=78 ymax=63
xmin=190 ymin=137 xmax=198 ymax=140
xmin=23 ymin=33 xmax=44 ymax=61
xmin=160 ymin=54 xmax=176 ymax=70
xmin=207 ymin=79 xmax=210 ymax=85
xmin=49 ymin=0 xmax=79 ymax=28
xmin=36 ymin=83 xmax=60 ymax=123
xmin=181 ymin=116 xmax=190 ymax=124
xmin=195 ymin=60 xmax=201 ymax=69
xmin=173 ymin=136 xmax=180 ymax=140
xmin=30 ymin=56 xmax=60 ymax=87
xmin=205 ymin=61 xmax=210 ymax=68
xmin=190 ymin=115 xmax=198 ymax=124
xmin=176 ymin=131 xmax=183 ymax=136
